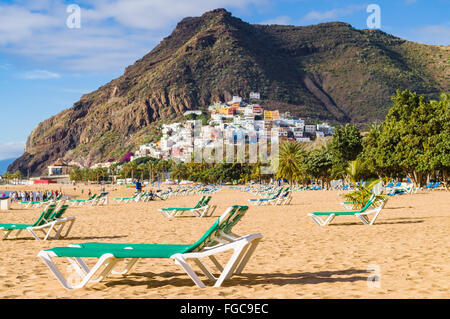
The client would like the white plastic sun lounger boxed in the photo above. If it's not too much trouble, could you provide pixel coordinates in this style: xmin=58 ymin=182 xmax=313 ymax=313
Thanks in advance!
xmin=38 ymin=205 xmax=262 ymax=290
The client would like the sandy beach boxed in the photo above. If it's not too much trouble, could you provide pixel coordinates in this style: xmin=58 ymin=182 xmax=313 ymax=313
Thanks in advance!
xmin=0 ymin=185 xmax=449 ymax=299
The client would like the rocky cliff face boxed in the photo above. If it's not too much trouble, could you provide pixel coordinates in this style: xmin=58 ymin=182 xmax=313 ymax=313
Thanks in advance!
xmin=8 ymin=8 xmax=449 ymax=175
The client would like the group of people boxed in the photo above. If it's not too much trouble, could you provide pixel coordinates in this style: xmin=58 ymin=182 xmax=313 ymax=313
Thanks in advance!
xmin=8 ymin=190 xmax=63 ymax=203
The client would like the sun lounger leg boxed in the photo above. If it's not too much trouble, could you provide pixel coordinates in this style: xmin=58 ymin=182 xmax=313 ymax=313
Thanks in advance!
xmin=72 ymin=257 xmax=91 ymax=275
xmin=208 ymin=256 xmax=223 ymax=272
xmin=43 ymin=223 xmax=57 ymax=241
xmin=39 ymin=251 xmax=118 ymax=289
xmin=2 ymin=229 xmax=13 ymax=240
xmin=235 ymin=237 xmax=262 ymax=275
xmin=27 ymin=228 xmax=42 ymax=241
xmin=173 ymin=256 xmax=207 ymax=288
xmin=111 ymin=258 xmax=140 ymax=275
xmin=192 ymin=258 xmax=217 ymax=281
xmin=58 ymin=218 xmax=76 ymax=238
xmin=214 ymin=244 xmax=248 ymax=286
xmin=308 ymin=214 xmax=335 ymax=226
xmin=90 ymin=259 xmax=119 ymax=283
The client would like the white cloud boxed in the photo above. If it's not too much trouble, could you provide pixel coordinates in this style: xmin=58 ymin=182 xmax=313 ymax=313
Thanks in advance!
xmin=259 ymin=16 xmax=291 ymax=25
xmin=414 ymin=25 xmax=450 ymax=45
xmin=0 ymin=63 xmax=12 ymax=69
xmin=0 ymin=142 xmax=25 ymax=161
xmin=84 ymin=0 xmax=264 ymax=30
xmin=20 ymin=70 xmax=61 ymax=80
xmin=0 ymin=0 xmax=266 ymax=72
xmin=301 ymin=4 xmax=366 ymax=23
xmin=0 ymin=5 xmax=60 ymax=44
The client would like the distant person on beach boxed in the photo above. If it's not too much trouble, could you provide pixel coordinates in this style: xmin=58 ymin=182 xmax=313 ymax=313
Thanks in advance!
xmin=134 ymin=180 xmax=142 ymax=193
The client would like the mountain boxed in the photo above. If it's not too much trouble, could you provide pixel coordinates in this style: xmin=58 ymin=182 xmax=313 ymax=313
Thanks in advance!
xmin=8 ymin=8 xmax=449 ymax=175
xmin=0 ymin=158 xmax=17 ymax=175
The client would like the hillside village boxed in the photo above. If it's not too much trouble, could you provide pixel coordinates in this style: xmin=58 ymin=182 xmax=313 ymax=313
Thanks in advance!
xmin=131 ymin=93 xmax=335 ymax=163
xmin=38 ymin=93 xmax=335 ymax=177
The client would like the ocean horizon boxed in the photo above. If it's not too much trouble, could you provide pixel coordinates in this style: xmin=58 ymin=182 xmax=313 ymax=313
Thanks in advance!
xmin=0 ymin=158 xmax=17 ymax=175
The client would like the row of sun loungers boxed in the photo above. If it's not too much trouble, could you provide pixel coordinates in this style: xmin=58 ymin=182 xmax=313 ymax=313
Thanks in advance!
xmin=113 ymin=186 xmax=221 ymax=204
xmin=248 ymin=188 xmax=292 ymax=206
xmin=0 ymin=177 xmax=417 ymax=291
xmin=20 ymin=194 xmax=63 ymax=209
xmin=69 ymin=192 xmax=109 ymax=207
xmin=159 ymin=196 xmax=217 ymax=218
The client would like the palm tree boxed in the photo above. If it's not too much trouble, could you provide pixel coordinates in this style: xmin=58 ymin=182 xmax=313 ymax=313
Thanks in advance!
xmin=276 ymin=141 xmax=306 ymax=186
xmin=251 ymin=161 xmax=262 ymax=185
xmin=343 ymin=160 xmax=385 ymax=209
xmin=94 ymin=168 xmax=107 ymax=183
xmin=128 ymin=161 xmax=137 ymax=182
xmin=343 ymin=179 xmax=385 ymax=210
xmin=137 ymin=163 xmax=146 ymax=181
xmin=145 ymin=160 xmax=156 ymax=184
xmin=109 ymin=163 xmax=118 ymax=180
xmin=346 ymin=159 xmax=365 ymax=185
xmin=120 ymin=163 xmax=130 ymax=183
xmin=170 ymin=163 xmax=188 ymax=181
xmin=156 ymin=160 xmax=168 ymax=182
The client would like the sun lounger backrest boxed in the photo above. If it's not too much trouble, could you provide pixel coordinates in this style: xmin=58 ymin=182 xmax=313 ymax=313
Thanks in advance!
xmin=218 ymin=205 xmax=248 ymax=235
xmin=202 ymin=196 xmax=212 ymax=206
xmin=359 ymin=195 xmax=376 ymax=212
xmin=193 ymin=196 xmax=206 ymax=209
xmin=49 ymin=205 xmax=69 ymax=220
xmin=32 ymin=205 xmax=57 ymax=227
xmin=188 ymin=205 xmax=246 ymax=252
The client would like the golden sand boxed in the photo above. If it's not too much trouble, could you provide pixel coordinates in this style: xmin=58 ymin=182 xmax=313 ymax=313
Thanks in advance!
xmin=0 ymin=185 xmax=449 ymax=298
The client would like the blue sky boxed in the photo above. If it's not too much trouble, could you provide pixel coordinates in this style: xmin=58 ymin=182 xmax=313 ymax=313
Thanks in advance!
xmin=0 ymin=0 xmax=449 ymax=160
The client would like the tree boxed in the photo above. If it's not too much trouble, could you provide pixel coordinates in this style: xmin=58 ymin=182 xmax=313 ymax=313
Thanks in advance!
xmin=418 ymin=93 xmax=450 ymax=188
xmin=305 ymin=147 xmax=333 ymax=188
xmin=128 ymin=161 xmax=137 ymax=182
xmin=137 ymin=163 xmax=147 ymax=181
xmin=343 ymin=179 xmax=385 ymax=210
xmin=145 ymin=160 xmax=157 ymax=183
xmin=170 ymin=163 xmax=189 ymax=181
xmin=277 ymin=141 xmax=306 ymax=186
xmin=156 ymin=160 xmax=168 ymax=182
xmin=109 ymin=163 xmax=119 ymax=179
xmin=368 ymin=89 xmax=449 ymax=187
xmin=70 ymin=166 xmax=82 ymax=182
xmin=13 ymin=170 xmax=23 ymax=181
xmin=94 ymin=168 xmax=107 ymax=183
xmin=329 ymin=123 xmax=363 ymax=163
xmin=81 ymin=167 xmax=91 ymax=182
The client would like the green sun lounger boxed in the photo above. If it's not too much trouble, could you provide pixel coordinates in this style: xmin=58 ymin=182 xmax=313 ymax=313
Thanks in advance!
xmin=1 ymin=204 xmax=56 ymax=239
xmin=1 ymin=204 xmax=75 ymax=240
xmin=159 ymin=196 xmax=216 ymax=218
xmin=309 ymin=195 xmax=387 ymax=226
xmin=38 ymin=205 xmax=263 ymax=290
xmin=114 ymin=193 xmax=140 ymax=203
xmin=69 ymin=194 xmax=96 ymax=206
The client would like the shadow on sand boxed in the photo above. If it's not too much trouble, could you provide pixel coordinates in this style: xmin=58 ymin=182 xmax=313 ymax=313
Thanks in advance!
xmin=329 ymin=220 xmax=424 ymax=226
xmin=104 ymin=268 xmax=369 ymax=288
xmin=3 ymin=235 xmax=128 ymax=241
